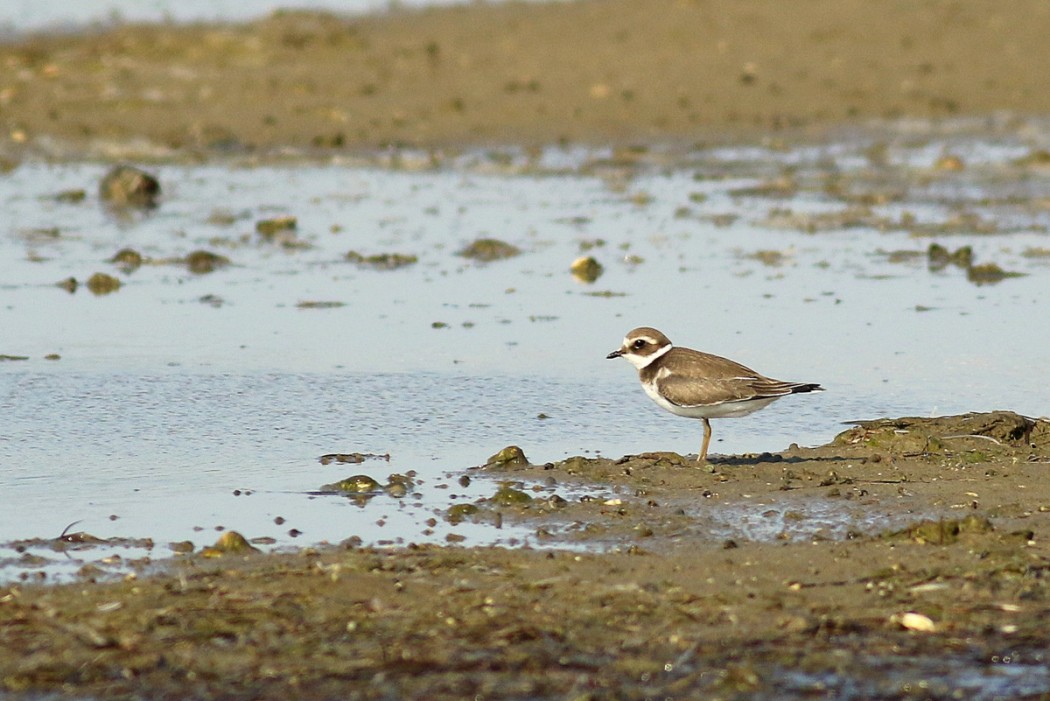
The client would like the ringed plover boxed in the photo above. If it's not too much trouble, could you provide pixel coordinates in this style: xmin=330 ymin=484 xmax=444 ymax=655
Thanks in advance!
xmin=607 ymin=326 xmax=823 ymax=462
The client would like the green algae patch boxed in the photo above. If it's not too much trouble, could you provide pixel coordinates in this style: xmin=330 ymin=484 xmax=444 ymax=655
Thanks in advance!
xmin=457 ymin=238 xmax=521 ymax=262
xmin=185 ymin=250 xmax=231 ymax=274
xmin=255 ymin=216 xmax=297 ymax=237
xmin=109 ymin=247 xmax=144 ymax=271
xmin=490 ymin=484 xmax=533 ymax=506
xmin=200 ymin=531 xmax=259 ymax=557
xmin=52 ymin=188 xmax=87 ymax=203
xmin=927 ymin=243 xmax=973 ymax=270
xmin=318 ymin=453 xmax=391 ymax=465
xmin=345 ymin=251 xmax=418 ymax=270
xmin=296 ymin=300 xmax=346 ymax=309
xmin=833 ymin=411 xmax=1048 ymax=457
xmin=446 ymin=503 xmax=481 ymax=524
xmin=85 ymin=272 xmax=121 ymax=295
xmin=484 ymin=445 xmax=529 ymax=468
xmin=384 ymin=473 xmax=414 ymax=498
xmin=322 ymin=474 xmax=384 ymax=494
xmin=966 ymin=262 xmax=1024 ymax=285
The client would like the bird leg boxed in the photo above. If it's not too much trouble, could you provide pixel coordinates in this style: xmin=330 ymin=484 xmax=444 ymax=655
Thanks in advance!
xmin=698 ymin=418 xmax=712 ymax=462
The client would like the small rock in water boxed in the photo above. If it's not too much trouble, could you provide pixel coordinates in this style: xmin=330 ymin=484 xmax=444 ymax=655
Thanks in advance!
xmin=185 ymin=250 xmax=231 ymax=274
xmin=491 ymin=485 xmax=532 ymax=506
xmin=486 ymin=445 xmax=529 ymax=467
xmin=110 ymin=248 xmax=144 ymax=271
xmin=255 ymin=216 xmax=297 ymax=237
xmin=892 ymin=611 xmax=937 ymax=632
xmin=570 ymin=255 xmax=604 ymax=283
xmin=201 ymin=531 xmax=259 ymax=557
xmin=458 ymin=238 xmax=521 ymax=262
xmin=99 ymin=165 xmax=161 ymax=208
xmin=86 ymin=272 xmax=121 ymax=295
xmin=967 ymin=262 xmax=1023 ymax=285
xmin=323 ymin=475 xmax=384 ymax=494
xmin=927 ymin=243 xmax=972 ymax=271
xmin=345 ymin=251 xmax=418 ymax=270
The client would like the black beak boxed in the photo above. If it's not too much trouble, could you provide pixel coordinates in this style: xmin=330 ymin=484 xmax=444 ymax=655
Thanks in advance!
xmin=606 ymin=349 xmax=624 ymax=359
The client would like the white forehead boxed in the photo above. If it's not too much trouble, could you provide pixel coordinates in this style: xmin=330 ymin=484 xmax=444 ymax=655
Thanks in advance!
xmin=622 ymin=338 xmax=671 ymax=369
xmin=624 ymin=333 xmax=661 ymax=346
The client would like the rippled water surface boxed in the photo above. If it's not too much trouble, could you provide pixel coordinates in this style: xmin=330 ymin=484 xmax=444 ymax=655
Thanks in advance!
xmin=3 ymin=130 xmax=1050 ymax=580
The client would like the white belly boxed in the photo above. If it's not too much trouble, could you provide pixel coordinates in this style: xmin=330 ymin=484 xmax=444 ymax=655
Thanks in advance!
xmin=641 ymin=380 xmax=778 ymax=419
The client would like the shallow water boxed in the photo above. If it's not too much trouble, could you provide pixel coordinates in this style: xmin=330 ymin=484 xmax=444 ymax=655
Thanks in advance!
xmin=2 ymin=129 xmax=1050 ymax=580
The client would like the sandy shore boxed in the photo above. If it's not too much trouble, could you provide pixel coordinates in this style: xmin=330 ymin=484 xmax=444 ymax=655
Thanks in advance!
xmin=3 ymin=412 xmax=1050 ymax=699
xmin=2 ymin=0 xmax=1050 ymax=155
xmin=3 ymin=3 xmax=1050 ymax=698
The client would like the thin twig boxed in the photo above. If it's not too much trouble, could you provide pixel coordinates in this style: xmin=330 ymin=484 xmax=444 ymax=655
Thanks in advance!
xmin=941 ymin=434 xmax=1002 ymax=445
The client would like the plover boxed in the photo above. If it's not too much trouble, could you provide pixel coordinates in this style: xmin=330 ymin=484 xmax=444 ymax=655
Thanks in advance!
xmin=607 ymin=326 xmax=823 ymax=461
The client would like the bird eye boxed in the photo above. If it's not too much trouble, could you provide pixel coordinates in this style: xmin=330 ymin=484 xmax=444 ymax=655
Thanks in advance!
xmin=631 ymin=339 xmax=646 ymax=350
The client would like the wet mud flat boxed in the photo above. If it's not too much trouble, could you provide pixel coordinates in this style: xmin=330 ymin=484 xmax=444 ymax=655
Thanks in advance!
xmin=4 ymin=412 xmax=1050 ymax=700
xmin=3 ymin=1 xmax=1050 ymax=156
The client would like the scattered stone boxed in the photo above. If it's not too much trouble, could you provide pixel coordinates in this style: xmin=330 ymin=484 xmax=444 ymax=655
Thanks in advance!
xmin=891 ymin=611 xmax=938 ymax=632
xmin=836 ymin=411 xmax=1048 ymax=454
xmin=199 ymin=294 xmax=225 ymax=307
xmin=966 ymin=262 xmax=1023 ymax=285
xmin=490 ymin=484 xmax=533 ymax=506
xmin=457 ymin=238 xmax=521 ymax=261
xmin=570 ymin=255 xmax=603 ymax=283
xmin=729 ymin=176 xmax=797 ymax=198
xmin=99 ymin=165 xmax=160 ymax=208
xmin=880 ymin=249 xmax=924 ymax=264
xmin=927 ymin=243 xmax=972 ymax=270
xmin=887 ymin=515 xmax=993 ymax=545
xmin=385 ymin=474 xmax=414 ymax=499
xmin=256 ymin=216 xmax=298 ymax=237
xmin=1012 ymin=149 xmax=1050 ymax=168
xmin=207 ymin=209 xmax=240 ymax=226
xmin=934 ymin=154 xmax=965 ymax=171
xmin=446 ymin=503 xmax=480 ymax=524
xmin=746 ymin=249 xmax=788 ymax=267
xmin=485 ymin=445 xmax=529 ymax=468
xmin=109 ymin=248 xmax=144 ymax=271
xmin=296 ymin=300 xmax=345 ymax=309
xmin=319 ymin=453 xmax=391 ymax=465
xmin=201 ymin=531 xmax=259 ymax=557
xmin=322 ymin=475 xmax=384 ymax=494
xmin=345 ymin=251 xmax=418 ymax=270
xmin=53 ymin=189 xmax=86 ymax=203
xmin=85 ymin=272 xmax=121 ymax=295
xmin=185 ymin=250 xmax=231 ymax=274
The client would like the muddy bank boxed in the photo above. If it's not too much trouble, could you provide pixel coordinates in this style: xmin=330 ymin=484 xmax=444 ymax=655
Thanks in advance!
xmin=2 ymin=0 xmax=1050 ymax=157
xmin=3 ymin=412 xmax=1050 ymax=699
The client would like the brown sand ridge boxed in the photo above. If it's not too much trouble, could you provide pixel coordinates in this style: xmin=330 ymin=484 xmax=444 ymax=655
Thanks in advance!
xmin=2 ymin=0 xmax=1050 ymax=154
